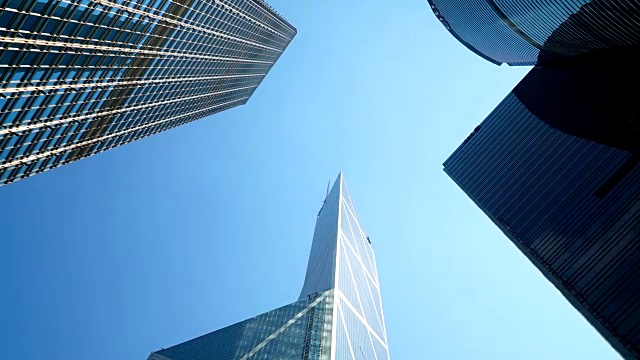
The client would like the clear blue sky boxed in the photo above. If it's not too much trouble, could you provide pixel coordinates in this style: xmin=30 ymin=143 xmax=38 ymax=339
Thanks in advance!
xmin=0 ymin=1 xmax=621 ymax=359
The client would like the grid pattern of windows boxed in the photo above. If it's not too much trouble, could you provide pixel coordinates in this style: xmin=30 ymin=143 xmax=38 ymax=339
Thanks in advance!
xmin=427 ymin=0 xmax=640 ymax=65
xmin=149 ymin=290 xmax=333 ymax=360
xmin=0 ymin=0 xmax=296 ymax=185
xmin=443 ymin=66 xmax=640 ymax=359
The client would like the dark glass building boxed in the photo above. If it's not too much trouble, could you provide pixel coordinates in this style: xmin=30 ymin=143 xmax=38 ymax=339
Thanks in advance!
xmin=427 ymin=0 xmax=640 ymax=65
xmin=0 ymin=0 xmax=295 ymax=186
xmin=444 ymin=66 xmax=640 ymax=359
xmin=148 ymin=174 xmax=390 ymax=360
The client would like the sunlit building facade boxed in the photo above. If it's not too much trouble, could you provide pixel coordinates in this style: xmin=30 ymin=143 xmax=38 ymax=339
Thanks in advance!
xmin=427 ymin=0 xmax=640 ymax=65
xmin=148 ymin=173 xmax=390 ymax=360
xmin=444 ymin=66 xmax=640 ymax=359
xmin=0 ymin=0 xmax=295 ymax=185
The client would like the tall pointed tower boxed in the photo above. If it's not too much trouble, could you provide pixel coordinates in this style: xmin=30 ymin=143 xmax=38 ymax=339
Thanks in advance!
xmin=148 ymin=173 xmax=389 ymax=360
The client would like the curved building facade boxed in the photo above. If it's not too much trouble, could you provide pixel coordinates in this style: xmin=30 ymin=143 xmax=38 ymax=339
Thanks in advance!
xmin=428 ymin=0 xmax=640 ymax=65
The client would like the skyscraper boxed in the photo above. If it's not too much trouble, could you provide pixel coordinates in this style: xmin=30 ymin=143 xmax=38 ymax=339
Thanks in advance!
xmin=427 ymin=0 xmax=640 ymax=65
xmin=444 ymin=66 xmax=640 ymax=359
xmin=0 ymin=0 xmax=295 ymax=186
xmin=148 ymin=173 xmax=390 ymax=360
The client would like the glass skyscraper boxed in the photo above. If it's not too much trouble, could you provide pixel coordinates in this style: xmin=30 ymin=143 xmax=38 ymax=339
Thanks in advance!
xmin=433 ymin=0 xmax=640 ymax=357
xmin=444 ymin=66 xmax=640 ymax=359
xmin=147 ymin=173 xmax=389 ymax=360
xmin=0 ymin=0 xmax=295 ymax=186
xmin=427 ymin=0 xmax=640 ymax=65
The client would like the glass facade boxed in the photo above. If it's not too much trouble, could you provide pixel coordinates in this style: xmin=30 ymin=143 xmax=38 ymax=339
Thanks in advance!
xmin=0 ymin=0 xmax=295 ymax=186
xmin=427 ymin=0 xmax=640 ymax=65
xmin=300 ymin=173 xmax=389 ymax=360
xmin=149 ymin=174 xmax=390 ymax=360
xmin=149 ymin=290 xmax=334 ymax=360
xmin=443 ymin=66 xmax=640 ymax=359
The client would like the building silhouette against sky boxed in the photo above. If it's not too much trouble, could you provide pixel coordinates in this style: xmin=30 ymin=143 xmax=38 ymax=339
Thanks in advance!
xmin=0 ymin=0 xmax=295 ymax=186
xmin=431 ymin=0 xmax=640 ymax=357
xmin=444 ymin=66 xmax=640 ymax=359
xmin=148 ymin=173 xmax=389 ymax=360
xmin=428 ymin=0 xmax=640 ymax=65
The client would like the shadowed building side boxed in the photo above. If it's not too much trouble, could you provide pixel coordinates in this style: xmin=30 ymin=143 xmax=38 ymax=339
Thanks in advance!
xmin=444 ymin=66 xmax=640 ymax=359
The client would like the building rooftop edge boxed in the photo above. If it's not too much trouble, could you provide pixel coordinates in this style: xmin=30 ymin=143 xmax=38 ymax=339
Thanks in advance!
xmin=251 ymin=0 xmax=297 ymax=32
xmin=426 ymin=0 xmax=502 ymax=66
